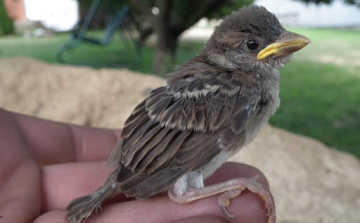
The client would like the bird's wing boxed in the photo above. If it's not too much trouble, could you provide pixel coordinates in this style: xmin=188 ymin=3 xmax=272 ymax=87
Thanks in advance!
xmin=110 ymin=71 xmax=260 ymax=171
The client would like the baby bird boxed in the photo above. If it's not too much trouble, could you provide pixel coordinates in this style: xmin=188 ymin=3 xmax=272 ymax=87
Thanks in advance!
xmin=66 ymin=5 xmax=310 ymax=223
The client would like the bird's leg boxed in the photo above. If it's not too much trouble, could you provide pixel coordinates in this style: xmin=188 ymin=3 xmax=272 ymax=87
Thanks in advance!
xmin=168 ymin=175 xmax=275 ymax=223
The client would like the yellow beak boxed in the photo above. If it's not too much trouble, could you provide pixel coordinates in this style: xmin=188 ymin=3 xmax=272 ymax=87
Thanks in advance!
xmin=257 ymin=31 xmax=310 ymax=60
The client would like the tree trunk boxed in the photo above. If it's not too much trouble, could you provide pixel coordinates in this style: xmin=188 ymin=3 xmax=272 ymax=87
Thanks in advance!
xmin=152 ymin=31 xmax=178 ymax=76
xmin=129 ymin=0 xmax=249 ymax=75
xmin=139 ymin=27 xmax=153 ymax=47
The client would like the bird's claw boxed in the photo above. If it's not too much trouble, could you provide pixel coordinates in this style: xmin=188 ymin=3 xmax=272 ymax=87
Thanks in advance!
xmin=220 ymin=203 xmax=235 ymax=218
xmin=218 ymin=189 xmax=243 ymax=218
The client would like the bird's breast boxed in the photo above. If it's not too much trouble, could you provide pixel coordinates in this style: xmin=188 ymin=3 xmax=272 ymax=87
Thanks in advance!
xmin=243 ymin=80 xmax=280 ymax=146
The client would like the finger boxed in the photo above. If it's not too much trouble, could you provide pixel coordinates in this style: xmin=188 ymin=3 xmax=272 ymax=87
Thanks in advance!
xmin=13 ymin=111 xmax=121 ymax=165
xmin=34 ymin=210 xmax=66 ymax=223
xmin=38 ymin=193 xmax=262 ymax=223
xmin=74 ymin=164 xmax=268 ymax=223
xmin=41 ymin=161 xmax=116 ymax=211
xmin=42 ymin=162 xmax=269 ymax=223
xmin=0 ymin=109 xmax=42 ymax=223
xmin=206 ymin=162 xmax=270 ymax=190
xmin=35 ymin=212 xmax=229 ymax=223
xmin=168 ymin=216 xmax=228 ymax=223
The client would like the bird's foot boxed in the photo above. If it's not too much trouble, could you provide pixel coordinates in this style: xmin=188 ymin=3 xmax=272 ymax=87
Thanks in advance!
xmin=168 ymin=175 xmax=275 ymax=223
xmin=217 ymin=176 xmax=275 ymax=223
xmin=218 ymin=189 xmax=242 ymax=217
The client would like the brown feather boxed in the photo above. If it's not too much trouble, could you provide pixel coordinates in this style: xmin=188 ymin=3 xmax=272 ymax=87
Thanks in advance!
xmin=183 ymin=142 xmax=221 ymax=170
xmin=125 ymin=99 xmax=146 ymax=124
xmin=125 ymin=124 xmax=163 ymax=169
xmin=146 ymin=90 xmax=168 ymax=109
xmin=203 ymin=76 xmax=221 ymax=87
xmin=135 ymin=130 xmax=191 ymax=172
xmin=123 ymin=165 xmax=186 ymax=199
xmin=186 ymin=78 xmax=205 ymax=93
xmin=160 ymin=99 xmax=182 ymax=124
xmin=107 ymin=139 xmax=123 ymax=166
xmin=121 ymin=112 xmax=149 ymax=139
xmin=128 ymin=126 xmax=170 ymax=170
xmin=231 ymin=111 xmax=249 ymax=134
xmin=148 ymin=96 xmax=173 ymax=118
xmin=121 ymin=119 xmax=154 ymax=160
xmin=217 ymin=71 xmax=233 ymax=83
xmin=124 ymin=108 xmax=147 ymax=127
xmin=119 ymin=57 xmax=263 ymax=198
xmin=211 ymin=103 xmax=229 ymax=130
xmin=182 ymin=99 xmax=196 ymax=128
xmin=175 ymin=135 xmax=217 ymax=164
xmin=168 ymin=78 xmax=192 ymax=93
xmin=135 ymin=129 xmax=179 ymax=171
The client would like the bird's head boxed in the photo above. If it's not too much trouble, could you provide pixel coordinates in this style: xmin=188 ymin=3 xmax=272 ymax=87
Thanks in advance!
xmin=202 ymin=5 xmax=310 ymax=71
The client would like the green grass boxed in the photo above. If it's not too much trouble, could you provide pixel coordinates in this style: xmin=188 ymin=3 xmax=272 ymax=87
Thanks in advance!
xmin=0 ymin=31 xmax=204 ymax=73
xmin=0 ymin=28 xmax=359 ymax=158
xmin=273 ymin=28 xmax=360 ymax=157
xmin=287 ymin=28 xmax=360 ymax=69
xmin=0 ymin=31 xmax=142 ymax=66
xmin=274 ymin=60 xmax=360 ymax=157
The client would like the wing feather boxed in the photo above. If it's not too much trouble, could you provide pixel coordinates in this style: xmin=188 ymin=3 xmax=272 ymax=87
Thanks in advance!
xmin=121 ymin=119 xmax=154 ymax=157
xmin=128 ymin=128 xmax=177 ymax=171
xmin=175 ymin=134 xmax=217 ymax=164
xmin=110 ymin=73 xmax=261 ymax=198
xmin=124 ymin=124 xmax=163 ymax=168
xmin=136 ymin=130 xmax=191 ymax=172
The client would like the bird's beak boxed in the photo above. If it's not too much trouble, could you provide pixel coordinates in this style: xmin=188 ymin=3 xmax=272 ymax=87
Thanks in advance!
xmin=257 ymin=31 xmax=310 ymax=60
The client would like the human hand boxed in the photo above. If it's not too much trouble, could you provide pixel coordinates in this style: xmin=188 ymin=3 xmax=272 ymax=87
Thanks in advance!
xmin=0 ymin=109 xmax=271 ymax=223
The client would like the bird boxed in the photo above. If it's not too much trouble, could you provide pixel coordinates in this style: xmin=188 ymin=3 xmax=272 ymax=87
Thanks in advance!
xmin=66 ymin=5 xmax=310 ymax=223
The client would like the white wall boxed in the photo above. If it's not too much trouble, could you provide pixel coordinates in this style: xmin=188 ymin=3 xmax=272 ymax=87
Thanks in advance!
xmin=256 ymin=0 xmax=360 ymax=27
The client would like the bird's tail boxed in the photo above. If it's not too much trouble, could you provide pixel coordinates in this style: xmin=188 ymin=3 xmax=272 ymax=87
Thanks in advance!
xmin=65 ymin=169 xmax=120 ymax=223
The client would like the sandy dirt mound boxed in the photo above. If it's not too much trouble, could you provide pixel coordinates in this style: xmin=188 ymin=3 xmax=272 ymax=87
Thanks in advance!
xmin=0 ymin=57 xmax=164 ymax=128
xmin=1 ymin=57 xmax=359 ymax=223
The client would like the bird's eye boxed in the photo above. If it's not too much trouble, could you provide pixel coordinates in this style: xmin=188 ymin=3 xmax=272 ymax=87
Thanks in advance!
xmin=247 ymin=40 xmax=258 ymax=50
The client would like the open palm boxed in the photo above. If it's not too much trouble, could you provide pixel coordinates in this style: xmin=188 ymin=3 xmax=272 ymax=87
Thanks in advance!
xmin=0 ymin=109 xmax=270 ymax=223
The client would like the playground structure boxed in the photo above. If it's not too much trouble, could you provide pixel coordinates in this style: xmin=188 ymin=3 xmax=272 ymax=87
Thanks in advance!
xmin=56 ymin=0 xmax=142 ymax=67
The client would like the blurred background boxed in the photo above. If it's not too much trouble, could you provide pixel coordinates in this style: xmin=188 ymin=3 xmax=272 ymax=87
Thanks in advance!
xmin=1 ymin=0 xmax=359 ymax=160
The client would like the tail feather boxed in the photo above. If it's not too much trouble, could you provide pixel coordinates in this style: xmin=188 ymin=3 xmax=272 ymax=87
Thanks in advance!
xmin=66 ymin=169 xmax=120 ymax=223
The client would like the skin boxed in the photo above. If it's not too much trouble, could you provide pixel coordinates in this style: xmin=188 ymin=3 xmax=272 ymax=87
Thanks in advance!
xmin=0 ymin=108 xmax=271 ymax=223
